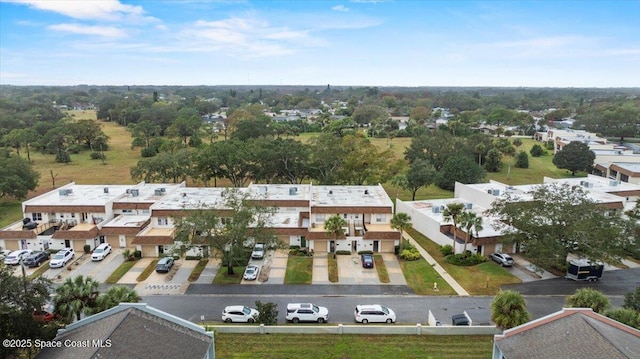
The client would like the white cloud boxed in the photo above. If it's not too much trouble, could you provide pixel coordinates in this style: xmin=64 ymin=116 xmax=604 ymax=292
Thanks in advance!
xmin=48 ymin=23 xmax=127 ymax=38
xmin=181 ymin=16 xmax=320 ymax=57
xmin=5 ymin=0 xmax=156 ymax=22
xmin=332 ymin=5 xmax=349 ymax=12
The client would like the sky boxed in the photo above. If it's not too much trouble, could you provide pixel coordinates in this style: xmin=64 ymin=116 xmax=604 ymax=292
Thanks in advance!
xmin=1 ymin=0 xmax=639 ymax=87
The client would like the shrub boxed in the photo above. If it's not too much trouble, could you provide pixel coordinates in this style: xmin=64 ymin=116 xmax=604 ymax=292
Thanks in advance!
xmin=289 ymin=245 xmax=301 ymax=250
xmin=255 ymin=301 xmax=278 ymax=325
xmin=89 ymin=151 xmax=105 ymax=160
xmin=357 ymin=250 xmax=373 ymax=255
xmin=83 ymin=244 xmax=91 ymax=254
xmin=67 ymin=144 xmax=83 ymax=154
xmin=400 ymin=248 xmax=421 ymax=261
xmin=545 ymin=140 xmax=555 ymax=150
xmin=122 ymin=249 xmax=132 ymax=261
xmin=566 ymin=288 xmax=610 ymax=313
xmin=439 ymin=245 xmax=454 ymax=256
xmin=141 ymin=147 xmax=157 ymax=158
xmin=530 ymin=144 xmax=545 ymax=157
xmin=445 ymin=252 xmax=485 ymax=266
xmin=133 ymin=250 xmax=142 ymax=259
xmin=335 ymin=250 xmax=352 ymax=255
xmin=515 ymin=151 xmax=529 ymax=168
xmin=185 ymin=255 xmax=202 ymax=260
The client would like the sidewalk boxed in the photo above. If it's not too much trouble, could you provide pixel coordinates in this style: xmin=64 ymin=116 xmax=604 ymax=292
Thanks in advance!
xmin=403 ymin=232 xmax=470 ymax=296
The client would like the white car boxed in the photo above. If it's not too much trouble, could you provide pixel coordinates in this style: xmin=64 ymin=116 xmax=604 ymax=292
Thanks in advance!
xmin=4 ymin=249 xmax=33 ymax=265
xmin=222 ymin=306 xmax=259 ymax=323
xmin=91 ymin=243 xmax=112 ymax=261
xmin=243 ymin=265 xmax=259 ymax=281
xmin=0 ymin=249 xmax=12 ymax=260
xmin=354 ymin=304 xmax=396 ymax=324
xmin=49 ymin=248 xmax=75 ymax=268
xmin=251 ymin=244 xmax=265 ymax=259
xmin=286 ymin=303 xmax=329 ymax=323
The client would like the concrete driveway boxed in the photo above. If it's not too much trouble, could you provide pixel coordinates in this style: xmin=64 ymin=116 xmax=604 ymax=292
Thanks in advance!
xmin=311 ymin=252 xmax=407 ymax=285
xmin=134 ymin=258 xmax=197 ymax=295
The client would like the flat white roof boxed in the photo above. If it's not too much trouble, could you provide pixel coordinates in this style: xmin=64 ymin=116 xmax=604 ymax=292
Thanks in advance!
xmin=247 ymin=183 xmax=311 ymax=201
xmin=24 ymin=183 xmax=130 ymax=207
xmin=311 ymin=185 xmax=392 ymax=207
xmin=103 ymin=214 xmax=150 ymax=228
xmin=115 ymin=183 xmax=183 ymax=203
xmin=151 ymin=187 xmax=235 ymax=210
xmin=609 ymin=162 xmax=640 ymax=173
xmin=405 ymin=199 xmax=503 ymax=237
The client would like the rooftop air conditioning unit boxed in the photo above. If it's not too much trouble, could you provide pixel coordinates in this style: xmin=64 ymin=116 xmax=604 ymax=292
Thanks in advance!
xmin=609 ymin=180 xmax=619 ymax=187
xmin=432 ymin=206 xmax=440 ymax=214
xmin=289 ymin=187 xmax=297 ymax=195
xmin=130 ymin=189 xmax=139 ymax=197
xmin=492 ymin=189 xmax=500 ymax=196
xmin=465 ymin=203 xmax=473 ymax=210
xmin=160 ymin=187 xmax=166 ymax=193
xmin=154 ymin=189 xmax=163 ymax=196
xmin=103 ymin=187 xmax=109 ymax=194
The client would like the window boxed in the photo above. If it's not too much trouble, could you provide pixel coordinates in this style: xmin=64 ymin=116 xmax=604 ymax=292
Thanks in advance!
xmin=315 ymin=214 xmax=324 ymax=222
xmin=142 ymin=209 xmax=149 ymax=214
xmin=376 ymin=214 xmax=384 ymax=222
xmin=157 ymin=217 xmax=168 ymax=225
xmin=71 ymin=213 xmax=76 ymax=218
xmin=343 ymin=214 xmax=348 ymax=219
xmin=221 ymin=217 xmax=231 ymax=224
xmin=122 ymin=209 xmax=132 ymax=213
xmin=32 ymin=213 xmax=42 ymax=221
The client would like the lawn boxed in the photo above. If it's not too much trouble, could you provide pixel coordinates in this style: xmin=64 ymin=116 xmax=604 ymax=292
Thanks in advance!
xmin=188 ymin=259 xmax=209 ymax=282
xmin=28 ymin=263 xmax=50 ymax=279
xmin=407 ymin=228 xmax=521 ymax=295
xmin=105 ymin=260 xmax=137 ymax=284
xmin=284 ymin=255 xmax=313 ymax=284
xmin=214 ymin=333 xmax=493 ymax=359
xmin=373 ymin=254 xmax=390 ymax=283
xmin=137 ymin=259 xmax=159 ymax=282
xmin=328 ymin=254 xmax=338 ymax=282
xmin=0 ymin=201 xmax=22 ymax=228
xmin=213 ymin=265 xmax=245 ymax=284
xmin=400 ymin=258 xmax=456 ymax=296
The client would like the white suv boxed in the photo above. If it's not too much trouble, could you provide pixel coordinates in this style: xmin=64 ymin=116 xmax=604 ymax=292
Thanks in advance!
xmin=354 ymin=304 xmax=396 ymax=324
xmin=50 ymin=248 xmax=75 ymax=268
xmin=91 ymin=243 xmax=112 ymax=261
xmin=285 ymin=303 xmax=329 ymax=323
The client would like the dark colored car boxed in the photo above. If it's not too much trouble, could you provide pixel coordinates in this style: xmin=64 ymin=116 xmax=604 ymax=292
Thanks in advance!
xmin=155 ymin=257 xmax=174 ymax=273
xmin=361 ymin=254 xmax=374 ymax=268
xmin=23 ymin=251 xmax=50 ymax=267
xmin=490 ymin=252 xmax=515 ymax=267
xmin=452 ymin=313 xmax=470 ymax=326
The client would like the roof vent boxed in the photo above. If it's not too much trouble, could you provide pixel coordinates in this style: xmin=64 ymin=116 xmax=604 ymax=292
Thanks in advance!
xmin=103 ymin=187 xmax=109 ymax=194
xmin=329 ymin=190 xmax=333 ymax=195
xmin=182 ymin=192 xmax=187 ymax=197
xmin=364 ymin=189 xmax=369 ymax=195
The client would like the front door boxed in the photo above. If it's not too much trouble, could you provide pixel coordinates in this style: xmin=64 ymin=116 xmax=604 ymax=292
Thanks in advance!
xmin=352 ymin=241 xmax=357 ymax=252
xmin=329 ymin=241 xmax=335 ymax=253
xmin=373 ymin=241 xmax=379 ymax=253
xmin=300 ymin=236 xmax=306 ymax=247
xmin=158 ymin=245 xmax=164 ymax=254
xmin=119 ymin=235 xmax=127 ymax=248
xmin=64 ymin=239 xmax=71 ymax=248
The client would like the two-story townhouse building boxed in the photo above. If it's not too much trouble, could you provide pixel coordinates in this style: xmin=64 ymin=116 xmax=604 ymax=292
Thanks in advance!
xmin=0 ymin=183 xmax=130 ymax=253
xmin=396 ymin=176 xmax=637 ymax=256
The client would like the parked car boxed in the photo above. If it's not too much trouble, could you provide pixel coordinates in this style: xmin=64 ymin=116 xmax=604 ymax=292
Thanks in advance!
xmin=243 ymin=265 xmax=259 ymax=280
xmin=49 ymin=248 xmax=75 ymax=268
xmin=222 ymin=305 xmax=259 ymax=323
xmin=91 ymin=243 xmax=112 ymax=261
xmin=285 ymin=303 xmax=329 ymax=323
xmin=490 ymin=252 xmax=514 ymax=267
xmin=361 ymin=253 xmax=374 ymax=268
xmin=4 ymin=249 xmax=34 ymax=265
xmin=155 ymin=257 xmax=174 ymax=273
xmin=251 ymin=243 xmax=265 ymax=259
xmin=32 ymin=310 xmax=58 ymax=323
xmin=23 ymin=251 xmax=50 ymax=267
xmin=354 ymin=304 xmax=396 ymax=324
xmin=452 ymin=313 xmax=470 ymax=326
xmin=0 ymin=249 xmax=12 ymax=260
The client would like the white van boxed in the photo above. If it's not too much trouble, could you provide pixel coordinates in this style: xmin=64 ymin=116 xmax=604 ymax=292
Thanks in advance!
xmin=285 ymin=303 xmax=329 ymax=323
xmin=91 ymin=243 xmax=112 ymax=261
xmin=354 ymin=304 xmax=396 ymax=324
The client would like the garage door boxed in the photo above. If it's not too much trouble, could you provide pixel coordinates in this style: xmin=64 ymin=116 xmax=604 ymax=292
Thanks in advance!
xmin=313 ymin=240 xmax=327 ymax=252
xmin=381 ymin=240 xmax=395 ymax=253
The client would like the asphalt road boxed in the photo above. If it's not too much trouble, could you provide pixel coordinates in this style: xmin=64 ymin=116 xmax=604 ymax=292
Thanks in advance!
xmin=143 ymin=267 xmax=639 ymax=325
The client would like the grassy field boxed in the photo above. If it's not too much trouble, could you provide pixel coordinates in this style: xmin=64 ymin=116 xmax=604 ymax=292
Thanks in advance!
xmin=284 ymin=256 xmax=313 ymax=284
xmin=407 ymin=228 xmax=521 ymax=295
xmin=214 ymin=333 xmax=493 ymax=359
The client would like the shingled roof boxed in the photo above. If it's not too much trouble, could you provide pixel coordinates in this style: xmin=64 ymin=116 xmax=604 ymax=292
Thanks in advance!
xmin=493 ymin=308 xmax=640 ymax=359
xmin=36 ymin=303 xmax=213 ymax=359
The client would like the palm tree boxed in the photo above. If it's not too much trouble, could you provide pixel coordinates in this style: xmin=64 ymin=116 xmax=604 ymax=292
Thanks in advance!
xmin=324 ymin=215 xmax=347 ymax=253
xmin=491 ymin=290 xmax=531 ymax=329
xmin=53 ymin=275 xmax=100 ymax=322
xmin=442 ymin=203 xmax=465 ymax=253
xmin=391 ymin=212 xmax=412 ymax=252
xmin=459 ymin=211 xmax=483 ymax=256
xmin=89 ymin=285 xmax=141 ymax=315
